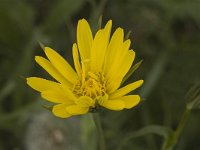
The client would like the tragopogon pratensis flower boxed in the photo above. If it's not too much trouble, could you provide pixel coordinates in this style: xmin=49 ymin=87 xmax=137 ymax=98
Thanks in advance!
xmin=26 ymin=19 xmax=144 ymax=118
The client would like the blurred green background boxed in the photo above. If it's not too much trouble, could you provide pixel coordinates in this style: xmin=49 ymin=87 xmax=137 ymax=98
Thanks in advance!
xmin=0 ymin=0 xmax=200 ymax=150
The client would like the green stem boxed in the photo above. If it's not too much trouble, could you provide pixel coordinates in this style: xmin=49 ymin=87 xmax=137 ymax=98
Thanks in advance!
xmin=92 ymin=113 xmax=106 ymax=150
xmin=173 ymin=109 xmax=191 ymax=142
xmin=163 ymin=108 xmax=191 ymax=150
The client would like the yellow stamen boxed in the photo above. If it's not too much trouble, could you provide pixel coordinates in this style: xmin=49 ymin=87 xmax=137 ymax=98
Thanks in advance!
xmin=72 ymin=72 xmax=107 ymax=101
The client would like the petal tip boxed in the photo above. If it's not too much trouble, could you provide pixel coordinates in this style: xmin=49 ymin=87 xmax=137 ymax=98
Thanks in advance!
xmin=44 ymin=46 xmax=51 ymax=52
xmin=78 ymin=18 xmax=89 ymax=25
xmin=106 ymin=20 xmax=112 ymax=26
xmin=140 ymin=80 xmax=144 ymax=85
xmin=35 ymin=56 xmax=41 ymax=62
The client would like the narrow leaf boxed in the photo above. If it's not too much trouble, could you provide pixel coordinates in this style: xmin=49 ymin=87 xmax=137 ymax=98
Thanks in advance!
xmin=98 ymin=15 xmax=103 ymax=29
xmin=42 ymin=105 xmax=53 ymax=111
xmin=125 ymin=30 xmax=132 ymax=40
xmin=38 ymin=41 xmax=45 ymax=50
xmin=122 ymin=59 xmax=143 ymax=84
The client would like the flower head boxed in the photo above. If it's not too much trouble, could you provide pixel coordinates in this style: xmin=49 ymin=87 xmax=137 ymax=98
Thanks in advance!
xmin=27 ymin=19 xmax=144 ymax=118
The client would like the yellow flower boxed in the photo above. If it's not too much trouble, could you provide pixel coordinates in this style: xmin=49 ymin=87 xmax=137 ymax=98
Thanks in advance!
xmin=26 ymin=19 xmax=144 ymax=118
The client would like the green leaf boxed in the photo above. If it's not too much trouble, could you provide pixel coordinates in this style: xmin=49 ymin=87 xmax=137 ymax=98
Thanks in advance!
xmin=42 ymin=105 xmax=53 ymax=111
xmin=121 ymin=59 xmax=143 ymax=84
xmin=38 ymin=41 xmax=45 ymax=50
xmin=98 ymin=15 xmax=103 ymax=29
xmin=185 ymin=83 xmax=200 ymax=101
xmin=186 ymin=83 xmax=200 ymax=110
xmin=125 ymin=30 xmax=132 ymax=40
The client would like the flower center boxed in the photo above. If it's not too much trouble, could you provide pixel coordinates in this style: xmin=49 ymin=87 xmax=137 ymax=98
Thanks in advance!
xmin=72 ymin=72 xmax=107 ymax=100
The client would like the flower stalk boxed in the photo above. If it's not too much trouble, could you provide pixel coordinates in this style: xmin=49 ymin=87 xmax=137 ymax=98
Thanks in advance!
xmin=172 ymin=109 xmax=191 ymax=145
xmin=92 ymin=113 xmax=106 ymax=150
xmin=162 ymin=108 xmax=191 ymax=150
xmin=162 ymin=83 xmax=200 ymax=150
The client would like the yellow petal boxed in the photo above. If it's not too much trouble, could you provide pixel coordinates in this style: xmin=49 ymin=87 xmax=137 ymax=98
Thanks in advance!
xmin=77 ymin=19 xmax=93 ymax=61
xmin=104 ymin=30 xmax=135 ymax=93
xmin=35 ymin=56 xmax=72 ymax=88
xmin=90 ymin=20 xmax=112 ymax=73
xmin=97 ymin=94 xmax=109 ymax=105
xmin=121 ymin=95 xmax=140 ymax=109
xmin=26 ymin=77 xmax=59 ymax=92
xmin=66 ymin=105 xmax=89 ymax=115
xmin=109 ymin=80 xmax=144 ymax=99
xmin=122 ymin=39 xmax=131 ymax=51
xmin=106 ymin=50 xmax=135 ymax=93
xmin=90 ymin=29 xmax=104 ymax=72
xmin=110 ymin=40 xmax=132 ymax=76
xmin=103 ymin=28 xmax=124 ymax=75
xmin=75 ymin=96 xmax=95 ymax=107
xmin=119 ymin=50 xmax=135 ymax=79
xmin=72 ymin=43 xmax=82 ymax=79
xmin=103 ymin=20 xmax=112 ymax=44
xmin=59 ymin=83 xmax=77 ymax=102
xmin=41 ymin=90 xmax=75 ymax=105
xmin=100 ymin=99 xmax=125 ymax=111
xmin=52 ymin=104 xmax=71 ymax=118
xmin=44 ymin=47 xmax=78 ymax=84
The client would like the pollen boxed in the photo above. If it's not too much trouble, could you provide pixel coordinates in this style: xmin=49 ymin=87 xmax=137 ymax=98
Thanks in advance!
xmin=72 ymin=72 xmax=107 ymax=100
